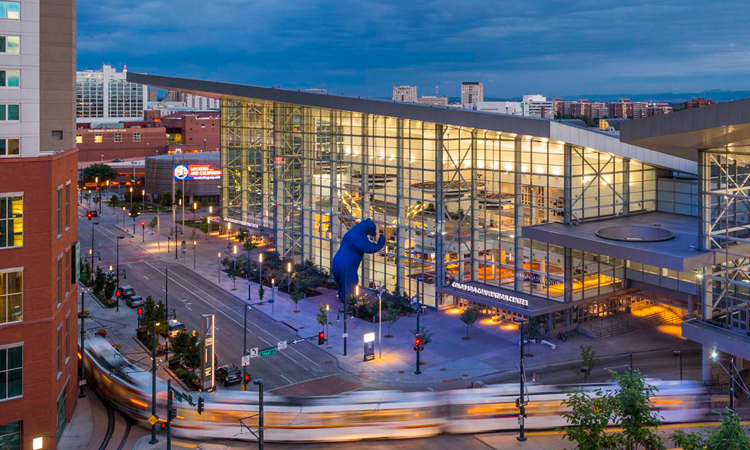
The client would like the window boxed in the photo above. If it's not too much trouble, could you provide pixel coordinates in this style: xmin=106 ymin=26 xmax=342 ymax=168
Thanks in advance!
xmin=0 ymin=421 xmax=20 ymax=449
xmin=201 ymin=123 xmax=206 ymax=129
xmin=94 ymin=133 xmax=102 ymax=143
xmin=52 ymin=130 xmax=63 ymax=140
xmin=0 ymin=138 xmax=19 ymax=156
xmin=64 ymin=184 xmax=70 ymax=229
xmin=133 ymin=133 xmax=141 ymax=142
xmin=0 ymin=195 xmax=22 ymax=248
xmin=0 ymin=269 xmax=22 ymax=324
xmin=57 ymin=386 xmax=68 ymax=440
xmin=56 ymin=256 xmax=62 ymax=306
xmin=114 ymin=133 xmax=122 ymax=142
xmin=56 ymin=187 xmax=61 ymax=236
xmin=56 ymin=325 xmax=61 ymax=374
xmin=0 ymin=344 xmax=22 ymax=400
xmin=75 ymin=134 xmax=82 ymax=144
xmin=0 ymin=104 xmax=20 ymax=121
xmin=64 ymin=315 xmax=69 ymax=361
xmin=63 ymin=249 xmax=69 ymax=294
xmin=0 ymin=2 xmax=21 ymax=20
xmin=0 ymin=36 xmax=19 ymax=54
xmin=0 ymin=70 xmax=19 ymax=87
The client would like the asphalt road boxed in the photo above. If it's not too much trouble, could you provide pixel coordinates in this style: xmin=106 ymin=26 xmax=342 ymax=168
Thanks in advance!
xmin=79 ymin=204 xmax=354 ymax=393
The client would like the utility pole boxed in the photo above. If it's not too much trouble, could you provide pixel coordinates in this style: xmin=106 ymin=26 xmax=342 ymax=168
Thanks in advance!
xmin=254 ymin=378 xmax=265 ymax=450
xmin=90 ymin=221 xmax=99 ymax=270
xmin=242 ymin=305 xmax=248 ymax=391
xmin=246 ymin=244 xmax=252 ymax=303
xmin=165 ymin=268 xmax=170 ymax=361
xmin=193 ymin=240 xmax=197 ymax=270
xmin=414 ymin=277 xmax=422 ymax=375
xmin=149 ymin=320 xmax=159 ymax=445
xmin=79 ymin=290 xmax=86 ymax=398
xmin=516 ymin=317 xmax=526 ymax=442
xmin=166 ymin=379 xmax=173 ymax=450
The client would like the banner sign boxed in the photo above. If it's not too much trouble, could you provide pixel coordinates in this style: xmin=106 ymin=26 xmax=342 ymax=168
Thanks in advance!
xmin=450 ymin=282 xmax=529 ymax=307
xmin=200 ymin=314 xmax=216 ymax=392
xmin=174 ymin=164 xmax=222 ymax=181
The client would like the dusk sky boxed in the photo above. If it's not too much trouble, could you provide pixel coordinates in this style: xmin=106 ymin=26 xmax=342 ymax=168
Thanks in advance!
xmin=77 ymin=0 xmax=750 ymax=99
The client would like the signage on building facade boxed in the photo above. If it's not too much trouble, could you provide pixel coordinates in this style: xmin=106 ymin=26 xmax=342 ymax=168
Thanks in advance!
xmin=450 ymin=282 xmax=529 ymax=307
xmin=173 ymin=164 xmax=222 ymax=181
xmin=200 ymin=314 xmax=216 ymax=392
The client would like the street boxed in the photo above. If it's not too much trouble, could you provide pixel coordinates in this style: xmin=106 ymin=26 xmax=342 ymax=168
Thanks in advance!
xmin=78 ymin=201 xmax=358 ymax=393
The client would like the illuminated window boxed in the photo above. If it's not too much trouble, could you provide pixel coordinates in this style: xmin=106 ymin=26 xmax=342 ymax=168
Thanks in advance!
xmin=0 ymin=69 xmax=19 ymax=87
xmin=0 ymin=195 xmax=21 ymax=248
xmin=0 ymin=138 xmax=19 ymax=156
xmin=133 ymin=133 xmax=141 ymax=142
xmin=75 ymin=134 xmax=82 ymax=144
xmin=0 ymin=2 xmax=21 ymax=20
xmin=94 ymin=133 xmax=102 ymax=143
xmin=0 ymin=344 xmax=22 ymax=400
xmin=0 ymin=269 xmax=22 ymax=324
xmin=0 ymin=36 xmax=19 ymax=53
xmin=114 ymin=133 xmax=122 ymax=142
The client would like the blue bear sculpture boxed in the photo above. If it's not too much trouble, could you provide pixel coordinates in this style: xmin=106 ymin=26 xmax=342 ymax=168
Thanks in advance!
xmin=331 ymin=218 xmax=386 ymax=302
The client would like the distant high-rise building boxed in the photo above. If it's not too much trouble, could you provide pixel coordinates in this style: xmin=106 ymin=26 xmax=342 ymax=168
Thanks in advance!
xmin=418 ymin=96 xmax=449 ymax=106
xmin=521 ymin=95 xmax=554 ymax=118
xmin=552 ymin=98 xmax=565 ymax=117
xmin=185 ymin=94 xmax=220 ymax=110
xmin=148 ymin=86 xmax=159 ymax=102
xmin=164 ymin=90 xmax=186 ymax=103
xmin=77 ymin=64 xmax=148 ymax=122
xmin=461 ymin=82 xmax=483 ymax=109
xmin=645 ymin=103 xmax=673 ymax=117
xmin=684 ymin=97 xmax=716 ymax=109
xmin=0 ymin=1 xmax=80 ymax=448
xmin=392 ymin=86 xmax=417 ymax=103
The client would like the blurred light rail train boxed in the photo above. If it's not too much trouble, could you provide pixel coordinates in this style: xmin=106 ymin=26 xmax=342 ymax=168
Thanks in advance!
xmin=84 ymin=337 xmax=712 ymax=442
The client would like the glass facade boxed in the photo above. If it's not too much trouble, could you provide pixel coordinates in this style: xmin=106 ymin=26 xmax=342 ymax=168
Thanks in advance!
xmin=700 ymin=147 xmax=750 ymax=333
xmin=222 ymin=99 xmax=656 ymax=308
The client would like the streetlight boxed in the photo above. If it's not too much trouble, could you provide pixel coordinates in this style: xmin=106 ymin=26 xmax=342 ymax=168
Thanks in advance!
xmin=232 ymin=245 xmax=238 ymax=290
xmin=193 ymin=240 xmax=197 ymax=270
xmin=207 ymin=206 xmax=213 ymax=241
xmin=90 ymin=221 xmax=100 ymax=271
xmin=129 ymin=186 xmax=133 ymax=212
xmin=286 ymin=262 xmax=293 ymax=308
xmin=325 ymin=304 xmax=330 ymax=346
xmin=673 ymin=350 xmax=683 ymax=381
xmin=142 ymin=189 xmax=146 ymax=212
xmin=115 ymin=236 xmax=124 ymax=312
xmin=271 ymin=278 xmax=276 ymax=315
xmin=515 ymin=316 xmax=527 ymax=442
xmin=226 ymin=221 xmax=232 ymax=248
xmin=377 ymin=282 xmax=385 ymax=359
xmin=414 ymin=277 xmax=423 ymax=374
xmin=258 ymin=253 xmax=264 ymax=304
xmin=217 ymin=252 xmax=222 ymax=284
xmin=193 ymin=202 xmax=198 ymax=230
xmin=121 ymin=206 xmax=126 ymax=227
xmin=709 ymin=350 xmax=749 ymax=412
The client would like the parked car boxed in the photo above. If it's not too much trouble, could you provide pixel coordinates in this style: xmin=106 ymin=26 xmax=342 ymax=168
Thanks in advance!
xmin=216 ymin=365 xmax=242 ymax=387
xmin=126 ymin=295 xmax=144 ymax=308
xmin=119 ymin=285 xmax=136 ymax=299
xmin=168 ymin=320 xmax=186 ymax=337
xmin=112 ymin=158 xmax=124 ymax=162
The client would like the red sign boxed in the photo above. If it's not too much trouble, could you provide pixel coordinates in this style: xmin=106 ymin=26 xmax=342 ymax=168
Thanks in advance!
xmin=174 ymin=164 xmax=222 ymax=180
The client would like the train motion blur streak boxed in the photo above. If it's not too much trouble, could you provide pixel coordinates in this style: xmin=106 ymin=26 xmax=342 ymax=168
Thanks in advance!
xmin=83 ymin=337 xmax=711 ymax=443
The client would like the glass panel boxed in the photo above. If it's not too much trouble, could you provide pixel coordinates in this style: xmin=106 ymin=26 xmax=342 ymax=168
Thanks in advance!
xmin=7 ymin=70 xmax=19 ymax=87
xmin=0 ymin=139 xmax=6 ymax=155
xmin=7 ymin=2 xmax=19 ymax=20
xmin=8 ymin=104 xmax=18 ymax=120
xmin=0 ymin=4 xmax=7 ymax=19
xmin=7 ymin=36 xmax=19 ymax=53
xmin=0 ymin=71 xmax=5 ymax=87
xmin=0 ymin=37 xmax=6 ymax=53
xmin=7 ymin=368 xmax=20 ymax=397
xmin=0 ymin=105 xmax=7 ymax=121
xmin=8 ymin=139 xmax=18 ymax=155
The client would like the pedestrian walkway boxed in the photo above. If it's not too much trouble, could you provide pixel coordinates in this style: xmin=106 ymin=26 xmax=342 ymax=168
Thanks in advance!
xmin=86 ymin=201 xmax=702 ymax=390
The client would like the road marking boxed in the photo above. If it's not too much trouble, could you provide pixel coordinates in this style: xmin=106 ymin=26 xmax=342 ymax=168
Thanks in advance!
xmin=143 ymin=275 xmax=149 ymax=280
xmin=185 ymin=305 xmax=192 ymax=311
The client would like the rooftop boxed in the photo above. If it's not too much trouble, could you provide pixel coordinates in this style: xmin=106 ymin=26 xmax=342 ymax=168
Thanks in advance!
xmin=127 ymin=72 xmax=696 ymax=174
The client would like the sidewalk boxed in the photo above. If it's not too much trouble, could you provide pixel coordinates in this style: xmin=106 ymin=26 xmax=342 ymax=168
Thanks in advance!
xmin=96 ymin=203 xmax=701 ymax=390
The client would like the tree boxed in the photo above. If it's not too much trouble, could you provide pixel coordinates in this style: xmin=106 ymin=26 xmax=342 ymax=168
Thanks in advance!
xmin=81 ymin=261 xmax=92 ymax=285
xmin=129 ymin=203 xmax=141 ymax=220
xmin=160 ymin=192 xmax=173 ymax=208
xmin=460 ymin=307 xmax=479 ymax=340
xmin=108 ymin=194 xmax=120 ymax=213
xmin=612 ymin=370 xmax=665 ymax=450
xmin=562 ymin=388 xmax=619 ymax=450
xmin=184 ymin=333 xmax=200 ymax=370
xmin=672 ymin=408 xmax=750 ymax=450
xmin=82 ymin=163 xmax=117 ymax=183
xmin=103 ymin=277 xmax=116 ymax=300
xmin=575 ymin=345 xmax=597 ymax=382
xmin=171 ymin=329 xmax=190 ymax=360
xmin=243 ymin=241 xmax=256 ymax=252
xmin=316 ymin=304 xmax=327 ymax=330
xmin=291 ymin=290 xmax=304 ymax=312
xmin=523 ymin=318 xmax=542 ymax=342
xmin=258 ymin=285 xmax=265 ymax=303
xmin=93 ymin=266 xmax=105 ymax=295
xmin=384 ymin=304 xmax=400 ymax=338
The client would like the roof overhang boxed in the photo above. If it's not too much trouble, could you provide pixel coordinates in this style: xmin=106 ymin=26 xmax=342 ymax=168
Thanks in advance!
xmin=620 ymin=97 xmax=750 ymax=161
xmin=128 ymin=72 xmax=696 ymax=174
xmin=523 ymin=212 xmax=713 ymax=272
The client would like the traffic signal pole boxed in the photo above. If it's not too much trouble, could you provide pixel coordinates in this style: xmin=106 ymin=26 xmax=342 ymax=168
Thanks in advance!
xmin=149 ymin=321 xmax=159 ymax=445
xmin=79 ymin=290 xmax=86 ymax=398
xmin=517 ymin=319 xmax=527 ymax=442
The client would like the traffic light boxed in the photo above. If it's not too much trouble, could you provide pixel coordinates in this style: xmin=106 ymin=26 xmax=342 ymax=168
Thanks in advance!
xmin=140 ymin=220 xmax=146 ymax=228
xmin=115 ymin=289 xmax=121 ymax=298
xmin=137 ymin=307 xmax=143 ymax=316
xmin=159 ymin=421 xmax=167 ymax=430
xmin=168 ymin=404 xmax=177 ymax=422
xmin=318 ymin=331 xmax=325 ymax=345
xmin=86 ymin=211 xmax=93 ymax=220
xmin=197 ymin=396 xmax=205 ymax=415
xmin=243 ymin=373 xmax=251 ymax=389
xmin=413 ymin=337 xmax=423 ymax=352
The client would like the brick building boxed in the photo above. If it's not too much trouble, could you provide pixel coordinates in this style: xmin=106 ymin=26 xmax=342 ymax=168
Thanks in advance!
xmin=161 ymin=112 xmax=220 ymax=152
xmin=75 ymin=127 xmax=166 ymax=162
xmin=684 ymin=97 xmax=716 ymax=109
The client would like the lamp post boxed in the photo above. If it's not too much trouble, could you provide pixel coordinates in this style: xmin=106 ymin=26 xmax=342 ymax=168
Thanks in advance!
xmin=515 ymin=317 xmax=527 ymax=442
xmin=258 ymin=253 xmax=264 ymax=304
xmin=217 ymin=252 xmax=221 ymax=284
xmin=193 ymin=240 xmax=197 ymax=270
xmin=142 ymin=189 xmax=146 ymax=213
xmin=271 ymin=278 xmax=276 ymax=315
xmin=115 ymin=236 xmax=124 ymax=312
xmin=129 ymin=187 xmax=133 ymax=212
xmin=414 ymin=277 xmax=423 ymax=374
xmin=254 ymin=378 xmax=265 ymax=450
xmin=232 ymin=245 xmax=238 ymax=290
xmin=149 ymin=321 xmax=160 ymax=445
xmin=246 ymin=244 xmax=252 ymax=302
xmin=192 ymin=202 xmax=198 ymax=230
xmin=377 ymin=282 xmax=384 ymax=359
xmin=242 ymin=304 xmax=250 ymax=391
xmin=164 ymin=268 xmax=170 ymax=361
xmin=226 ymin=221 xmax=232 ymax=248
xmin=325 ymin=304 xmax=330 ymax=345
xmin=207 ymin=206 xmax=212 ymax=241
xmin=90 ymin=221 xmax=99 ymax=270
xmin=121 ymin=206 xmax=126 ymax=227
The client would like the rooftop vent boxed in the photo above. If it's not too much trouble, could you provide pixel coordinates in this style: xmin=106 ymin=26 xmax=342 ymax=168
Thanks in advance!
xmin=595 ymin=226 xmax=674 ymax=242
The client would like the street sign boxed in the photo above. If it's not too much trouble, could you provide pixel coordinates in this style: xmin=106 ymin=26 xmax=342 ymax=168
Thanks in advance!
xmin=200 ymin=314 xmax=216 ymax=392
xmin=78 ymin=379 xmax=87 ymax=387
xmin=291 ymin=338 xmax=305 ymax=345
xmin=259 ymin=348 xmax=277 ymax=357
xmin=277 ymin=340 xmax=287 ymax=350
xmin=148 ymin=415 xmax=158 ymax=426
xmin=242 ymin=355 xmax=250 ymax=367
xmin=342 ymin=333 xmax=349 ymax=338
xmin=250 ymin=347 xmax=259 ymax=358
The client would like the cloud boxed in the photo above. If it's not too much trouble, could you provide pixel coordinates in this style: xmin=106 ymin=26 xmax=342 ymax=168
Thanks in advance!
xmin=77 ymin=0 xmax=750 ymax=98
